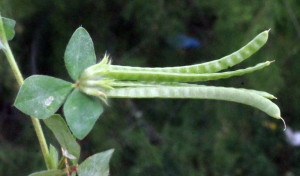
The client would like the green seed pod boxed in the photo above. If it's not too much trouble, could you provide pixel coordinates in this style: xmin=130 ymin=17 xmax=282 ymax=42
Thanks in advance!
xmin=103 ymin=61 xmax=272 ymax=82
xmin=106 ymin=86 xmax=280 ymax=119
xmin=104 ymin=81 xmax=276 ymax=99
xmin=109 ymin=30 xmax=269 ymax=74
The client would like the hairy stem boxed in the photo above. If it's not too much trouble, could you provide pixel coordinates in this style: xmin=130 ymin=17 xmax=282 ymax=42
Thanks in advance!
xmin=0 ymin=15 xmax=51 ymax=169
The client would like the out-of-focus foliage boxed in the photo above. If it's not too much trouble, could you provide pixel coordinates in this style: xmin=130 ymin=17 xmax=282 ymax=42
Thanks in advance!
xmin=1 ymin=0 xmax=300 ymax=175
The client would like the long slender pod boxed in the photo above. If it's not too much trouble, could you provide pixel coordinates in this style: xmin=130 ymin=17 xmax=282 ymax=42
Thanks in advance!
xmin=108 ymin=82 xmax=276 ymax=99
xmin=106 ymin=86 xmax=281 ymax=119
xmin=81 ymin=80 xmax=194 ymax=88
xmin=108 ymin=30 xmax=269 ymax=74
xmin=81 ymin=80 xmax=276 ymax=99
xmin=238 ymin=88 xmax=276 ymax=99
xmin=102 ymin=61 xmax=272 ymax=82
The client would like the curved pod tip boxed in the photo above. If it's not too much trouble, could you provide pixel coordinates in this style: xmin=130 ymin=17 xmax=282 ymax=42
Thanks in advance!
xmin=280 ymin=117 xmax=286 ymax=131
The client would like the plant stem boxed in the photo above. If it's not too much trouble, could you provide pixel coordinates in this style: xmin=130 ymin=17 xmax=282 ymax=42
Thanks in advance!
xmin=0 ymin=15 xmax=51 ymax=169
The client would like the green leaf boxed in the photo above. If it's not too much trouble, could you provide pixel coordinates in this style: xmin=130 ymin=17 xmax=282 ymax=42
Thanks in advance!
xmin=78 ymin=149 xmax=114 ymax=176
xmin=1 ymin=17 xmax=16 ymax=40
xmin=63 ymin=89 xmax=103 ymax=140
xmin=28 ymin=169 xmax=65 ymax=176
xmin=44 ymin=114 xmax=81 ymax=164
xmin=64 ymin=27 xmax=96 ymax=81
xmin=14 ymin=75 xmax=73 ymax=119
xmin=49 ymin=144 xmax=59 ymax=169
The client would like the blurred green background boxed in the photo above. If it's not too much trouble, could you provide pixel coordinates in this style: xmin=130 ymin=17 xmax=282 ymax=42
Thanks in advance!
xmin=1 ymin=0 xmax=300 ymax=175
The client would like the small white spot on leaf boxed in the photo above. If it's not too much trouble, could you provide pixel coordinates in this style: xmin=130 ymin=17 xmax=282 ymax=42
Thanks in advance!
xmin=45 ymin=96 xmax=54 ymax=106
xmin=62 ymin=148 xmax=77 ymax=159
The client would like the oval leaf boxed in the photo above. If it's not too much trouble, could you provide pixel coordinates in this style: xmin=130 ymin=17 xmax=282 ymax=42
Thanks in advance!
xmin=1 ymin=17 xmax=16 ymax=40
xmin=64 ymin=27 xmax=96 ymax=81
xmin=44 ymin=114 xmax=81 ymax=164
xmin=63 ymin=89 xmax=103 ymax=140
xmin=78 ymin=149 xmax=114 ymax=176
xmin=14 ymin=75 xmax=73 ymax=119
